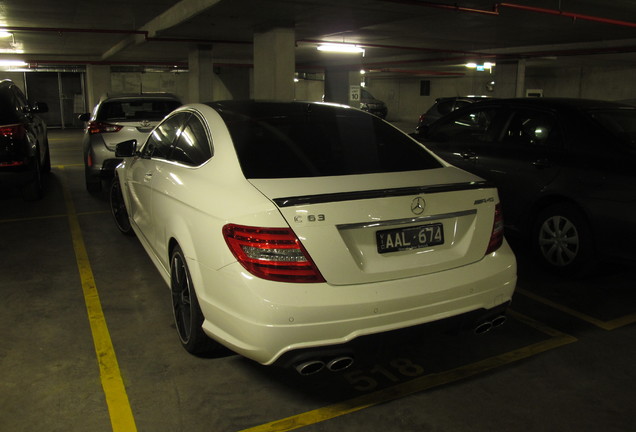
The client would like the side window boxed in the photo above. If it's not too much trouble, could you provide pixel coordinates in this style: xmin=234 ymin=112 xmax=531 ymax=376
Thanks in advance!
xmin=141 ymin=113 xmax=188 ymax=159
xmin=503 ymin=110 xmax=558 ymax=147
xmin=436 ymin=100 xmax=455 ymax=116
xmin=12 ymin=86 xmax=28 ymax=108
xmin=170 ymin=116 xmax=213 ymax=166
xmin=428 ymin=108 xmax=499 ymax=143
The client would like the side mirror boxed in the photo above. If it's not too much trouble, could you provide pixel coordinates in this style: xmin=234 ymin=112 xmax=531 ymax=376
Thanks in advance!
xmin=115 ymin=139 xmax=138 ymax=157
xmin=415 ymin=124 xmax=430 ymax=139
xmin=33 ymin=102 xmax=48 ymax=114
xmin=78 ymin=113 xmax=90 ymax=122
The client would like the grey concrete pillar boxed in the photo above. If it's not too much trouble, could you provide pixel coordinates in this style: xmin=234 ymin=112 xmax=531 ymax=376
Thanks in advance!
xmin=493 ymin=60 xmax=526 ymax=98
xmin=85 ymin=65 xmax=111 ymax=112
xmin=324 ymin=69 xmax=363 ymax=107
xmin=253 ymin=28 xmax=295 ymax=101
xmin=188 ymin=45 xmax=214 ymax=103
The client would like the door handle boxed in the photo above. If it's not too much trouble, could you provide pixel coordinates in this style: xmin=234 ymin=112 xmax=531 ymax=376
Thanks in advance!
xmin=460 ymin=151 xmax=476 ymax=160
xmin=532 ymin=159 xmax=551 ymax=169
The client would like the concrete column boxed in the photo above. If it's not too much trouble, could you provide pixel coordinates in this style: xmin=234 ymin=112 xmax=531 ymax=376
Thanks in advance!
xmin=493 ymin=60 xmax=526 ymax=98
xmin=85 ymin=65 xmax=110 ymax=111
xmin=253 ymin=28 xmax=295 ymax=101
xmin=188 ymin=45 xmax=214 ymax=103
xmin=324 ymin=69 xmax=362 ymax=107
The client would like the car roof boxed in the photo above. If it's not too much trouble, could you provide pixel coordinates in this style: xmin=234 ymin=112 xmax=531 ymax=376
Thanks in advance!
xmin=469 ymin=97 xmax=635 ymax=111
xmin=98 ymin=93 xmax=181 ymax=103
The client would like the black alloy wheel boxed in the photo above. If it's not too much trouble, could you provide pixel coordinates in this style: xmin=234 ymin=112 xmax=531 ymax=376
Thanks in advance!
xmin=170 ymin=245 xmax=218 ymax=355
xmin=109 ymin=176 xmax=133 ymax=235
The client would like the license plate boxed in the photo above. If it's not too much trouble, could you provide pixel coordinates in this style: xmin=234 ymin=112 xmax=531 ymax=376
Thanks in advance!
xmin=376 ymin=223 xmax=444 ymax=254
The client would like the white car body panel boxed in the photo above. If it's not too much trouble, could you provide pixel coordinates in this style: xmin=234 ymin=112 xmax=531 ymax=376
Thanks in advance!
xmin=114 ymin=102 xmax=517 ymax=365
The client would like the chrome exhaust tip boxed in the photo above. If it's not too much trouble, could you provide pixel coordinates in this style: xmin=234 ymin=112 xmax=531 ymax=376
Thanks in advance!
xmin=474 ymin=321 xmax=493 ymax=335
xmin=295 ymin=360 xmax=325 ymax=376
xmin=326 ymin=356 xmax=354 ymax=372
xmin=491 ymin=315 xmax=507 ymax=328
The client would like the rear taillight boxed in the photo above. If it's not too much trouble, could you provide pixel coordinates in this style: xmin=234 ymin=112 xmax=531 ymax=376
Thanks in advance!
xmin=0 ymin=124 xmax=27 ymax=166
xmin=223 ymin=224 xmax=325 ymax=283
xmin=486 ymin=203 xmax=504 ymax=255
xmin=0 ymin=124 xmax=26 ymax=139
xmin=88 ymin=121 xmax=123 ymax=135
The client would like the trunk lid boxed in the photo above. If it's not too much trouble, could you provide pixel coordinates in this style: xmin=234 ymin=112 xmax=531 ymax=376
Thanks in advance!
xmin=249 ymin=167 xmax=499 ymax=285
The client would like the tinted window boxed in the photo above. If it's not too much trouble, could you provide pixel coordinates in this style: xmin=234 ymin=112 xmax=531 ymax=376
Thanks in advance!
xmin=588 ymin=109 xmax=636 ymax=150
xmin=170 ymin=116 xmax=212 ymax=166
xmin=428 ymin=108 xmax=499 ymax=142
xmin=0 ymin=86 xmax=19 ymax=123
xmin=141 ymin=113 xmax=188 ymax=159
xmin=436 ymin=100 xmax=455 ymax=115
xmin=97 ymin=99 xmax=181 ymax=121
xmin=215 ymin=102 xmax=441 ymax=179
xmin=502 ymin=110 xmax=558 ymax=147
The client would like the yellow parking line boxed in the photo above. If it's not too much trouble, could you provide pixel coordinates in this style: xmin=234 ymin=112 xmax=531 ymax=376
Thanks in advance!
xmin=0 ymin=211 xmax=108 ymax=225
xmin=240 ymin=311 xmax=576 ymax=432
xmin=517 ymin=288 xmax=636 ymax=331
xmin=60 ymin=167 xmax=137 ymax=432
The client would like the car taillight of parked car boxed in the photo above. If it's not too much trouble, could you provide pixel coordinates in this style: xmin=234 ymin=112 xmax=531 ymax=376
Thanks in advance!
xmin=88 ymin=121 xmax=123 ymax=135
xmin=0 ymin=124 xmax=26 ymax=139
xmin=223 ymin=224 xmax=326 ymax=283
xmin=486 ymin=203 xmax=504 ymax=255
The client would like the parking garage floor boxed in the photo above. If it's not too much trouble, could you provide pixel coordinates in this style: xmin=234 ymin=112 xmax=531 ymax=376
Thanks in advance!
xmin=1 ymin=129 xmax=636 ymax=432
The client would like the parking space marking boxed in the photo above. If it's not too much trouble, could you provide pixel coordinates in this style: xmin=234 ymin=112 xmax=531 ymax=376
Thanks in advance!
xmin=239 ymin=310 xmax=577 ymax=432
xmin=0 ymin=211 xmax=109 ymax=225
xmin=60 ymin=167 xmax=138 ymax=432
xmin=517 ymin=287 xmax=636 ymax=331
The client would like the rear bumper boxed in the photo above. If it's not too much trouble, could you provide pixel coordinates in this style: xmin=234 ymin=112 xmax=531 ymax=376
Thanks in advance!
xmin=84 ymin=135 xmax=121 ymax=178
xmin=193 ymin=240 xmax=517 ymax=365
xmin=0 ymin=163 xmax=37 ymax=187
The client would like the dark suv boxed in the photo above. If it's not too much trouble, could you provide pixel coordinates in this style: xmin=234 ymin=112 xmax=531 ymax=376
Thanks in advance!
xmin=415 ymin=96 xmax=489 ymax=133
xmin=0 ymin=79 xmax=49 ymax=199
xmin=415 ymin=97 xmax=636 ymax=274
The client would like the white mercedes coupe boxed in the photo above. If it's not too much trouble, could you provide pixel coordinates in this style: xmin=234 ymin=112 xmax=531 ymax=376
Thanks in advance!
xmin=110 ymin=101 xmax=516 ymax=374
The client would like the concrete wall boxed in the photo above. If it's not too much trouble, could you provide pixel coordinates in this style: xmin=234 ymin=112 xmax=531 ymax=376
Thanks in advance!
xmin=364 ymin=72 xmax=493 ymax=125
xmin=525 ymin=65 xmax=636 ymax=101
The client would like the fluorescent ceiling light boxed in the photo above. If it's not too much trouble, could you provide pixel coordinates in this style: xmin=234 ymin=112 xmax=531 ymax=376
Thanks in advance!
xmin=317 ymin=43 xmax=365 ymax=54
xmin=0 ymin=31 xmax=13 ymax=38
xmin=465 ymin=62 xmax=478 ymax=68
xmin=0 ymin=60 xmax=27 ymax=66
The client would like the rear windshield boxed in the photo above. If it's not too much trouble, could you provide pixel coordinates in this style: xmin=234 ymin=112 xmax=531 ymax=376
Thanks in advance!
xmin=97 ymin=99 xmax=181 ymax=122
xmin=213 ymin=102 xmax=442 ymax=179
xmin=0 ymin=87 xmax=19 ymax=123
xmin=587 ymin=109 xmax=636 ymax=150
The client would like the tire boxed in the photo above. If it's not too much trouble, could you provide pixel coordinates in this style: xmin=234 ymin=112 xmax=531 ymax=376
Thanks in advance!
xmin=21 ymin=150 xmax=43 ymax=201
xmin=85 ymin=168 xmax=102 ymax=193
xmin=42 ymin=139 xmax=51 ymax=173
xmin=170 ymin=245 xmax=219 ymax=355
xmin=109 ymin=176 xmax=134 ymax=235
xmin=533 ymin=203 xmax=595 ymax=275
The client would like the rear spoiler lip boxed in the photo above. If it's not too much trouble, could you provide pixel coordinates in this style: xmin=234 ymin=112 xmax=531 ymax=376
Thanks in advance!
xmin=273 ymin=181 xmax=495 ymax=208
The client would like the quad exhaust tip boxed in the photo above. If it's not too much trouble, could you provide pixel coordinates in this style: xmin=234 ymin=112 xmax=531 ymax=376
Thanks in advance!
xmin=295 ymin=356 xmax=355 ymax=376
xmin=474 ymin=314 xmax=507 ymax=335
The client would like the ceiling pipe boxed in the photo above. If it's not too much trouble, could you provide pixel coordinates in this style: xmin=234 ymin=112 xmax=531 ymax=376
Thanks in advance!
xmin=496 ymin=3 xmax=636 ymax=28
xmin=379 ymin=0 xmax=636 ymax=28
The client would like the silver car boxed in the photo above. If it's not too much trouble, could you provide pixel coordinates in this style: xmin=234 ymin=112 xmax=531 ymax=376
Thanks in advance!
xmin=80 ymin=93 xmax=181 ymax=192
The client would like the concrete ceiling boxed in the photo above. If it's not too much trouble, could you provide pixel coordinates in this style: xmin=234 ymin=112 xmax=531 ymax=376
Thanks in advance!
xmin=1 ymin=0 xmax=635 ymax=76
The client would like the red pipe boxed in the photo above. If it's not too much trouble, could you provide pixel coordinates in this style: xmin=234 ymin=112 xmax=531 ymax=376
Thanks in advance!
xmin=379 ymin=1 xmax=636 ymax=28
xmin=497 ymin=3 xmax=636 ymax=28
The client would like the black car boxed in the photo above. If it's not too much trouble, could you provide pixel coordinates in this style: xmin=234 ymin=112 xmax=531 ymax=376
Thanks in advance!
xmin=0 ymin=79 xmax=49 ymax=199
xmin=415 ymin=96 xmax=489 ymax=133
xmin=414 ymin=97 xmax=636 ymax=274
